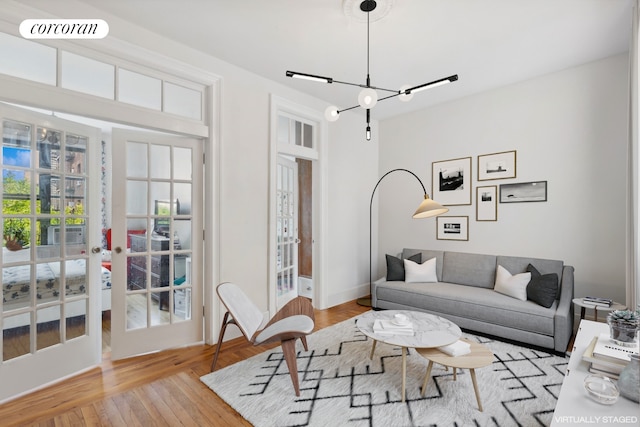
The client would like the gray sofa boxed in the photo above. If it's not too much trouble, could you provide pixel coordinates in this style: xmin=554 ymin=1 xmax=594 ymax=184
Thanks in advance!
xmin=372 ymin=248 xmax=574 ymax=353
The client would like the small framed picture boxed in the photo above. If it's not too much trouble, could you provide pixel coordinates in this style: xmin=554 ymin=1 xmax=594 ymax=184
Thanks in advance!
xmin=500 ymin=181 xmax=547 ymax=203
xmin=436 ymin=216 xmax=469 ymax=241
xmin=432 ymin=157 xmax=472 ymax=206
xmin=476 ymin=186 xmax=497 ymax=221
xmin=477 ymin=150 xmax=516 ymax=181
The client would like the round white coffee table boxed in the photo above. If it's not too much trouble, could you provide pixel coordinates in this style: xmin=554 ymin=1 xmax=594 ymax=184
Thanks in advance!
xmin=356 ymin=310 xmax=462 ymax=402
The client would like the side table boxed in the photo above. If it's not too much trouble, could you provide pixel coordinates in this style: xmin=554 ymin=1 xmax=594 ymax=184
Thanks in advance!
xmin=572 ymin=298 xmax=626 ymax=322
xmin=417 ymin=339 xmax=494 ymax=412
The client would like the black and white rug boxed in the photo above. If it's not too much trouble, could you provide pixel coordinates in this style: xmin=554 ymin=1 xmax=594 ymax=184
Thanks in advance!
xmin=201 ymin=314 xmax=568 ymax=426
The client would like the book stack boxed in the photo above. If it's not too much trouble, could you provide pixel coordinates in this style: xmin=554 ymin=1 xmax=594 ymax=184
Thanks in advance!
xmin=373 ymin=318 xmax=414 ymax=336
xmin=582 ymin=296 xmax=613 ymax=308
xmin=438 ymin=340 xmax=471 ymax=357
xmin=582 ymin=333 xmax=639 ymax=379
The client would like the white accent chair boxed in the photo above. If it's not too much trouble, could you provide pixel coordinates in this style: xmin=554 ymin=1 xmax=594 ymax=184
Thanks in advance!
xmin=211 ymin=282 xmax=315 ymax=396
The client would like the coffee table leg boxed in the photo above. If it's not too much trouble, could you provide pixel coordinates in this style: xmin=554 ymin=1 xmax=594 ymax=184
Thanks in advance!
xmin=401 ymin=346 xmax=406 ymax=402
xmin=421 ymin=361 xmax=434 ymax=397
xmin=370 ymin=340 xmax=377 ymax=359
xmin=470 ymin=368 xmax=483 ymax=412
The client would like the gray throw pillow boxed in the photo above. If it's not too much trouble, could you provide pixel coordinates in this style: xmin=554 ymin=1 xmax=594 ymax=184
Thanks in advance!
xmin=526 ymin=263 xmax=559 ymax=308
xmin=386 ymin=253 xmax=422 ymax=281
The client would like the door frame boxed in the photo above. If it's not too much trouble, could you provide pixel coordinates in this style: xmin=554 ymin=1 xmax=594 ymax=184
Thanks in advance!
xmin=269 ymin=95 xmax=328 ymax=314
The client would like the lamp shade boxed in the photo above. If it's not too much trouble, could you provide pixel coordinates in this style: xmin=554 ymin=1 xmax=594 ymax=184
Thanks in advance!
xmin=412 ymin=195 xmax=449 ymax=218
xmin=325 ymin=105 xmax=340 ymax=122
xmin=398 ymin=84 xmax=414 ymax=102
xmin=358 ymin=88 xmax=378 ymax=108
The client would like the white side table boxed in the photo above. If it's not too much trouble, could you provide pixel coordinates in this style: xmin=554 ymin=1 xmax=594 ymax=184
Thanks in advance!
xmin=551 ymin=320 xmax=639 ymax=426
xmin=572 ymin=298 xmax=626 ymax=322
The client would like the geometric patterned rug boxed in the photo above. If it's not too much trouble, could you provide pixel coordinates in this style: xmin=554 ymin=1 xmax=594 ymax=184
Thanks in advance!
xmin=201 ymin=313 xmax=568 ymax=427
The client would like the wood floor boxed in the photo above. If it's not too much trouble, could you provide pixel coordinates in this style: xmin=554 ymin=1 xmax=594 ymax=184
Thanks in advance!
xmin=0 ymin=299 xmax=369 ymax=427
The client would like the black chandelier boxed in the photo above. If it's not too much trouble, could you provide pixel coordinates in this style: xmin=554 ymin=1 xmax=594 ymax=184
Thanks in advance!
xmin=286 ymin=0 xmax=458 ymax=140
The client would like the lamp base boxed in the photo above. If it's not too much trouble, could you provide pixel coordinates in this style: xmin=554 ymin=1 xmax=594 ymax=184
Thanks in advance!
xmin=356 ymin=297 xmax=372 ymax=307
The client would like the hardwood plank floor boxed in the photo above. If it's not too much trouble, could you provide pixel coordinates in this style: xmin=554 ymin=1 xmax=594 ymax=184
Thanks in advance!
xmin=0 ymin=299 xmax=369 ymax=427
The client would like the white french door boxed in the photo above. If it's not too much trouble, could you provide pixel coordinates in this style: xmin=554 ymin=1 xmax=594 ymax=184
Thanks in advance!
xmin=0 ymin=103 xmax=101 ymax=402
xmin=110 ymin=129 xmax=202 ymax=359
xmin=276 ymin=155 xmax=299 ymax=308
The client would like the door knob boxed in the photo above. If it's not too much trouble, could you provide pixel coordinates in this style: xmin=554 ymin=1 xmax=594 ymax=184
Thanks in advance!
xmin=114 ymin=246 xmax=123 ymax=254
xmin=91 ymin=246 xmax=101 ymax=254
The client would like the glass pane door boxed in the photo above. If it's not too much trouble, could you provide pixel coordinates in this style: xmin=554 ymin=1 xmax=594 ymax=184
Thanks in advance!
xmin=276 ymin=155 xmax=298 ymax=308
xmin=0 ymin=103 xmax=101 ymax=402
xmin=110 ymin=129 xmax=202 ymax=360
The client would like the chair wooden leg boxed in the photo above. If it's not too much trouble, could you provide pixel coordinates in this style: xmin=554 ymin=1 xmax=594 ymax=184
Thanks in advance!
xmin=211 ymin=312 xmax=233 ymax=371
xmin=300 ymin=335 xmax=309 ymax=351
xmin=281 ymin=339 xmax=301 ymax=396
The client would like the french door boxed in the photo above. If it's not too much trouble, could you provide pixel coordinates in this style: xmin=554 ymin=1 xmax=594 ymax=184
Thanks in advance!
xmin=0 ymin=103 xmax=101 ymax=402
xmin=276 ymin=155 xmax=299 ymax=308
xmin=110 ymin=129 xmax=202 ymax=359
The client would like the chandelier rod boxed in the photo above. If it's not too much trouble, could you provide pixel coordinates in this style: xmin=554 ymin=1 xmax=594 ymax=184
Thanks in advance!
xmin=366 ymin=6 xmax=370 ymax=83
xmin=331 ymin=79 xmax=398 ymax=93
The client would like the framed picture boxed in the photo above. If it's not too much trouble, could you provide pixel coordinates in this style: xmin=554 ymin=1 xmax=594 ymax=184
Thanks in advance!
xmin=500 ymin=181 xmax=547 ymax=203
xmin=436 ymin=216 xmax=469 ymax=241
xmin=432 ymin=157 xmax=472 ymax=206
xmin=476 ymin=186 xmax=497 ymax=221
xmin=477 ymin=150 xmax=516 ymax=181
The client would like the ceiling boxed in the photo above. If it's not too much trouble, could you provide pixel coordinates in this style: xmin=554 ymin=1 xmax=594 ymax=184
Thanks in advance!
xmin=23 ymin=0 xmax=635 ymax=120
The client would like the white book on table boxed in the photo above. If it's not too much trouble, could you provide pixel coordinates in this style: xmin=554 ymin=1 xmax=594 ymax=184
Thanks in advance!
xmin=592 ymin=333 xmax=638 ymax=363
xmin=373 ymin=319 xmax=414 ymax=336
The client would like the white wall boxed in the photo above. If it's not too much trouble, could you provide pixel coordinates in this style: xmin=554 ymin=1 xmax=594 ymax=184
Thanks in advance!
xmin=26 ymin=2 xmax=377 ymax=313
xmin=378 ymin=54 xmax=630 ymax=304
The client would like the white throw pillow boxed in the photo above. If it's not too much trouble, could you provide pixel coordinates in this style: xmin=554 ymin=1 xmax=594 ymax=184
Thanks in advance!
xmin=404 ymin=257 xmax=438 ymax=283
xmin=494 ymin=265 xmax=531 ymax=301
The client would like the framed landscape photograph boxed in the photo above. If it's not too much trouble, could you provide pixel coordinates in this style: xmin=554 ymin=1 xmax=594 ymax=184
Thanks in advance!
xmin=476 ymin=186 xmax=497 ymax=221
xmin=500 ymin=181 xmax=547 ymax=203
xmin=477 ymin=150 xmax=516 ymax=181
xmin=436 ymin=216 xmax=469 ymax=241
xmin=432 ymin=157 xmax=472 ymax=206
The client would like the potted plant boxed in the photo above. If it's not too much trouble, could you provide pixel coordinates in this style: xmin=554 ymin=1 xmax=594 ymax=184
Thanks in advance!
xmin=607 ymin=309 xmax=640 ymax=347
xmin=3 ymin=218 xmax=29 ymax=251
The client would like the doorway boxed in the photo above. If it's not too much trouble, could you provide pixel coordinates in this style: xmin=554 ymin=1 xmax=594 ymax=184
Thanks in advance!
xmin=271 ymin=102 xmax=323 ymax=312
xmin=0 ymin=105 xmax=204 ymax=359
xmin=296 ymin=158 xmax=313 ymax=298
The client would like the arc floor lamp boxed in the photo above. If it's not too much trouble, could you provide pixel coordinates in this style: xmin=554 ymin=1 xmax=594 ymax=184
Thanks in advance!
xmin=357 ymin=168 xmax=449 ymax=307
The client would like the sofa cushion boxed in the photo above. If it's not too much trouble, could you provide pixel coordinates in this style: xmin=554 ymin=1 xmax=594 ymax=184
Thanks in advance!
xmin=526 ymin=264 xmax=559 ymax=308
xmin=375 ymin=281 xmax=556 ymax=336
xmin=404 ymin=257 xmax=437 ymax=283
xmin=494 ymin=265 xmax=531 ymax=301
xmin=386 ymin=253 xmax=421 ymax=281
xmin=403 ymin=249 xmax=444 ymax=281
xmin=442 ymin=251 xmax=497 ymax=288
